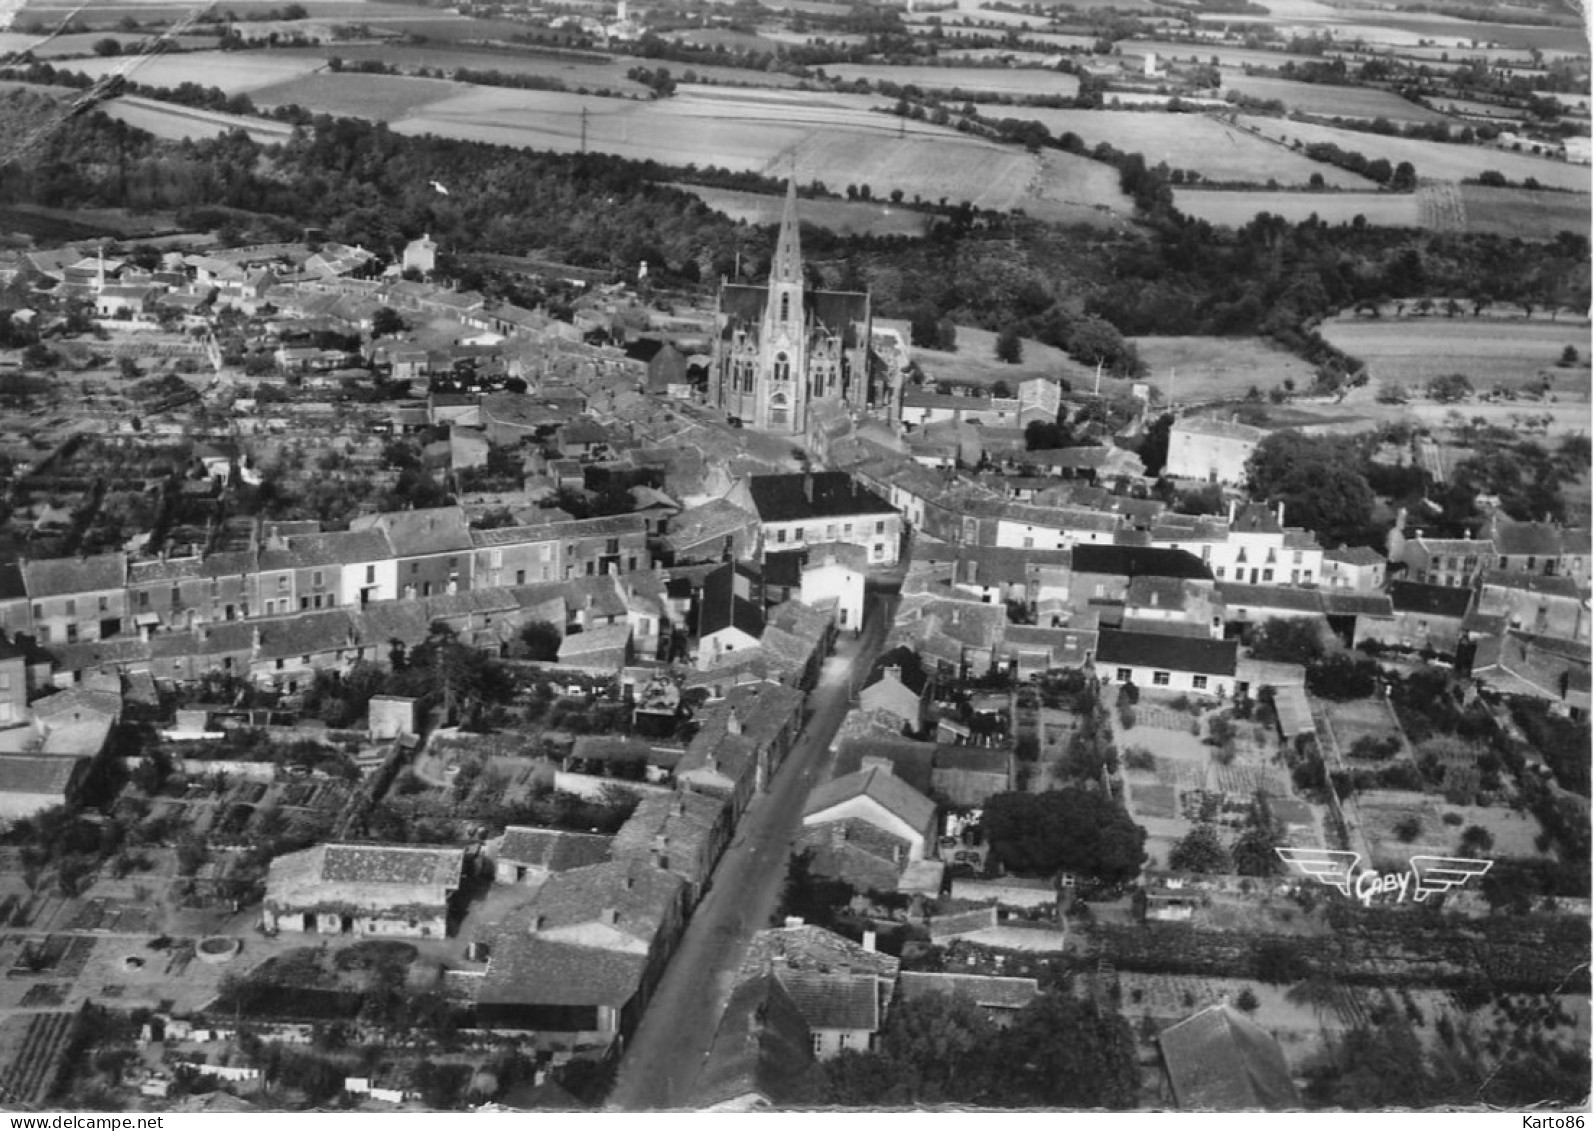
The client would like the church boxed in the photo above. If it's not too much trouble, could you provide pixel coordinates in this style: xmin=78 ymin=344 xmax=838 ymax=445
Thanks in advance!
xmin=709 ymin=181 xmax=883 ymax=435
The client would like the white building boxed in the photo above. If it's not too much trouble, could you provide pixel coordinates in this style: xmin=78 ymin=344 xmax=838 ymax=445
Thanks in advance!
xmin=1164 ymin=416 xmax=1265 ymax=486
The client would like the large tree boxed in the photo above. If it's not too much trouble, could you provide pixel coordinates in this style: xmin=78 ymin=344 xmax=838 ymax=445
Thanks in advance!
xmin=982 ymin=789 xmax=1146 ymax=884
xmin=1246 ymin=432 xmax=1375 ymax=545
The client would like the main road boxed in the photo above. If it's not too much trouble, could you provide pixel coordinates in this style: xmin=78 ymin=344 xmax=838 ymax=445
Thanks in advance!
xmin=605 ymin=585 xmax=896 ymax=1110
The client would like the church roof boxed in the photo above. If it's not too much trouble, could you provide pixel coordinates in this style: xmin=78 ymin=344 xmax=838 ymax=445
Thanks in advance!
xmin=718 ymin=285 xmax=870 ymax=348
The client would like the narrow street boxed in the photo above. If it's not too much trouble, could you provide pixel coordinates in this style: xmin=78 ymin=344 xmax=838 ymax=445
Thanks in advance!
xmin=605 ymin=586 xmax=895 ymax=1111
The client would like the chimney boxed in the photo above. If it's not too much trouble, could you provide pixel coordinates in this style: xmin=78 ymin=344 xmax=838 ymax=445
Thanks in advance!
xmin=726 ymin=708 xmax=742 ymax=736
xmin=601 ymin=907 xmax=619 ymax=925
xmin=1227 ymin=499 xmax=1238 ymax=525
xmin=531 ymin=914 xmax=545 ymax=932
xmin=830 ymin=824 xmax=848 ymax=847
xmin=803 ymin=473 xmax=814 ymax=504
xmin=1276 ymin=501 xmax=1285 ymax=525
xmin=862 ymin=929 xmax=877 ymax=953
xmin=1415 ymin=529 xmax=1424 ymax=541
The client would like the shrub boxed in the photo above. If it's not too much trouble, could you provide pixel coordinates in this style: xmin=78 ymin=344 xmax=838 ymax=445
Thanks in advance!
xmin=1117 ymin=702 xmax=1137 ymax=731
xmin=1442 ymin=812 xmax=1463 ymax=826
xmin=1394 ymin=815 xmax=1422 ymax=843
xmin=1119 ymin=682 xmax=1140 ymax=706
xmin=1235 ymin=987 xmax=1260 ymax=1013
xmin=1122 ymin=746 xmax=1156 ymax=772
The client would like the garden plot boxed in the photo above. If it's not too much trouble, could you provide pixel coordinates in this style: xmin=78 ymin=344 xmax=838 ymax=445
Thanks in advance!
xmin=1320 ymin=695 xmax=1408 ymax=755
xmin=1132 ymin=334 xmax=1321 ymax=401
xmin=1432 ymin=803 xmax=1550 ymax=861
xmin=1319 ymin=316 xmax=1590 ymax=396
xmin=1223 ymin=73 xmax=1448 ymax=122
xmin=1355 ymin=791 xmax=1451 ymax=866
xmin=1128 ymin=780 xmax=1179 ymax=820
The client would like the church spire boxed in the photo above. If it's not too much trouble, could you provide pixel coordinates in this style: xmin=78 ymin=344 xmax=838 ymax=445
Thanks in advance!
xmin=771 ymin=177 xmax=802 ymax=288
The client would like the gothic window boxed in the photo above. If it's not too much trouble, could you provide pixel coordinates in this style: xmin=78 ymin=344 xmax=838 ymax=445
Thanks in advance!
xmin=775 ymin=352 xmax=790 ymax=383
xmin=780 ymin=293 xmax=790 ymax=323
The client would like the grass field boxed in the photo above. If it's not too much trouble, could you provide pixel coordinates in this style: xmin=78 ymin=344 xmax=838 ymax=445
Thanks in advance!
xmin=1007 ymin=108 xmax=1376 ymax=187
xmin=674 ymin=184 xmax=931 ymax=236
xmin=55 ymin=49 xmax=325 ymax=93
xmin=1174 ymin=187 xmax=1421 ymax=227
xmin=822 ymin=62 xmax=1080 ymax=99
xmin=0 ymin=31 xmax=215 ymax=57
xmin=253 ymin=70 xmax=462 ymax=121
xmin=1129 ymin=335 xmax=1319 ymax=401
xmin=1237 ymin=113 xmax=1593 ymax=192
xmin=102 ymin=94 xmax=295 ymax=143
xmin=1222 ymin=72 xmax=1450 ymax=122
xmin=1320 ymin=316 xmax=1593 ymax=393
xmin=880 ymin=319 xmax=1100 ymax=389
xmin=1116 ymin=39 xmax=1332 ymax=70
xmin=1456 ymin=183 xmax=1591 ymax=240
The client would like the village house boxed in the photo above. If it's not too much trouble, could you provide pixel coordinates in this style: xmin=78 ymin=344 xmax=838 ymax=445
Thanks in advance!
xmin=352 ymin=506 xmax=473 ymax=599
xmin=1472 ymin=571 xmax=1588 ymax=642
xmin=738 ymin=924 xmax=900 ymax=1059
xmin=24 ymin=553 xmax=128 ymax=646
xmin=1095 ymin=630 xmax=1239 ymax=697
xmin=797 ymin=764 xmax=938 ymax=893
xmin=1321 ymin=545 xmax=1387 ymax=591
xmin=1483 ymin=513 xmax=1591 ymax=584
xmin=492 ymin=827 xmax=614 ymax=886
xmin=1157 ymin=1003 xmax=1302 ymax=1111
xmin=1163 ymin=415 xmax=1264 ymax=486
xmin=609 ymin=790 xmax=731 ymax=904
xmin=858 ymin=645 xmax=932 ymax=732
xmin=262 ymin=843 xmax=468 ymax=938
xmin=733 ymin=472 xmax=902 ymax=566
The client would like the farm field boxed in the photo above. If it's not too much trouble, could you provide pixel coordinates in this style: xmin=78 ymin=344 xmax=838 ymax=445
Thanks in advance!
xmin=52 ymin=49 xmax=326 ymax=93
xmin=674 ymin=184 xmax=931 ymax=237
xmin=1320 ymin=316 xmax=1593 ymax=394
xmin=1429 ymin=96 xmax=1525 ymax=122
xmin=821 ymin=62 xmax=1079 ymax=99
xmin=1129 ymin=335 xmax=1319 ymax=401
xmin=1174 ymin=187 xmax=1421 ymax=227
xmin=253 ymin=70 xmax=463 ymax=121
xmin=1117 ymin=39 xmax=1332 ymax=69
xmin=1236 ymin=114 xmax=1593 ymax=191
xmin=0 ymin=31 xmax=215 ymax=56
xmin=1106 ymin=92 xmax=1228 ymax=109
xmin=277 ymin=43 xmax=652 ymax=96
xmin=1222 ymin=72 xmax=1449 ymax=122
xmin=102 ymin=94 xmax=295 ymax=143
xmin=1005 ymin=109 xmax=1375 ymax=187
xmin=1456 ymin=182 xmax=1591 ymax=240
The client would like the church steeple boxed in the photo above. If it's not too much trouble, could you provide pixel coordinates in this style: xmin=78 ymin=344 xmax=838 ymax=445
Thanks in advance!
xmin=771 ymin=177 xmax=802 ymax=289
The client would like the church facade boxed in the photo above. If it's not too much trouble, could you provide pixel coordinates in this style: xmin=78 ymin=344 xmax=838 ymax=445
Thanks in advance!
xmin=709 ymin=181 xmax=881 ymax=436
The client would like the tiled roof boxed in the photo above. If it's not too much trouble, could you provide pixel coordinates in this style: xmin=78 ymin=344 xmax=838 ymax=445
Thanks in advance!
xmin=1478 ymin=570 xmax=1582 ymax=598
xmin=1320 ymin=592 xmax=1394 ymax=618
xmin=1173 ymin=416 xmax=1265 ymax=442
xmin=1158 ymin=1004 xmax=1301 ymax=1111
xmin=282 ymin=529 xmax=395 ymax=566
xmin=1488 ymin=517 xmax=1566 ymax=557
xmin=864 ymin=644 xmax=930 ymax=696
xmin=775 ymin=968 xmax=879 ymax=1031
xmin=610 ymin=791 xmax=725 ymax=881
xmin=665 ymin=498 xmax=759 ymax=552
xmin=527 ymin=859 xmax=685 ymax=946
xmin=354 ymin=506 xmax=471 ymax=556
xmin=497 ymin=827 xmax=613 ymax=872
xmin=693 ymin=973 xmax=813 ymax=1109
xmin=478 ymin=933 xmax=647 ymax=1008
xmin=31 ymin=686 xmax=121 ymax=721
xmin=0 ymin=755 xmax=83 ymax=796
xmin=740 ymin=924 xmax=900 ymax=982
xmin=804 ymin=765 xmax=936 ymax=837
xmin=1218 ymin=584 xmax=1324 ymax=613
xmin=128 ymin=556 xmax=205 ymax=585
xmin=1323 ymin=545 xmax=1384 ymax=566
xmin=23 ymin=552 xmax=126 ymax=596
xmin=320 ymin=844 xmax=466 ymax=886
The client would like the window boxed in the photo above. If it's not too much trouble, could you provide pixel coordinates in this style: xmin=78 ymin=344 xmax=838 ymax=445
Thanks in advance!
xmin=302 ymin=655 xmax=311 ymax=665
xmin=1116 ymin=668 xmax=1132 ymax=682
xmin=875 ymin=521 xmax=886 ymax=534
xmin=1215 ymin=567 xmax=1226 ymax=580
xmin=31 ymin=604 xmax=40 ymax=620
xmin=776 ymin=529 xmax=787 ymax=544
xmin=516 ymin=570 xmax=526 ymax=585
xmin=411 ymin=562 xmax=420 ymax=574
xmin=826 ymin=524 xmax=837 ymax=540
xmin=449 ymin=556 xmax=459 ymax=569
xmin=275 ymin=658 xmax=285 ymax=670
xmin=278 ymin=576 xmax=289 ymax=592
xmin=811 ymin=1035 xmax=824 ymax=1055
xmin=1192 ymin=675 xmax=1208 ymax=690
xmin=35 ymin=627 xmax=48 ymax=644
xmin=838 ymin=1033 xmax=852 ymax=1050
xmin=586 ymin=562 xmax=595 ymax=575
xmin=1023 ymin=537 xmax=1034 ymax=549
xmin=312 ymin=571 xmax=323 ymax=587
xmin=139 ymin=592 xmax=149 ymax=609
xmin=1527 ymin=556 xmax=1536 ymax=571
xmin=171 ymin=585 xmax=181 ymax=608
xmin=65 ymin=599 xmax=75 ymax=618
xmin=1262 ymin=569 xmax=1273 ymax=582
xmin=1152 ymin=671 xmax=1170 ymax=687
xmin=366 ymin=565 xmax=376 ymax=584
xmin=873 ymin=543 xmax=884 ymax=560
xmin=0 ymin=671 xmax=9 ymax=690
xmin=99 ymin=596 xmax=109 ymax=613
xmin=300 ymin=597 xmax=310 ymax=611
xmin=1417 ymin=619 xmax=1429 ymax=632
xmin=65 ymin=624 xmax=77 ymax=643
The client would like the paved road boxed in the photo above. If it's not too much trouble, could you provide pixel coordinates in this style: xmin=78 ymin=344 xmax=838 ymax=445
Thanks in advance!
xmin=605 ymin=588 xmax=894 ymax=1111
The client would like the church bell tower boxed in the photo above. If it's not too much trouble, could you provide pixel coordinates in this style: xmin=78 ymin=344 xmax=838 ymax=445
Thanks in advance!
xmin=757 ymin=179 xmax=807 ymax=433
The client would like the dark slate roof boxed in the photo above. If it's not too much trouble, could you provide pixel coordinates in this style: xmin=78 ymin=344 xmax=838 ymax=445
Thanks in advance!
xmin=497 ymin=827 xmax=613 ymax=872
xmin=719 ymin=283 xmax=870 ymax=348
xmin=698 ymin=562 xmax=765 ymax=639
xmin=933 ymin=745 xmax=1010 ymax=775
xmin=1323 ymin=545 xmax=1384 ymax=566
xmin=0 ymin=562 xmax=24 ymax=601
xmin=747 ymin=472 xmax=895 ymax=523
xmin=845 ymin=738 xmax=934 ymax=796
xmin=1096 ymin=629 xmax=1238 ymax=676
xmin=1490 ymin=517 xmax=1566 ymax=557
xmin=1158 ymin=1004 xmax=1302 ymax=1111
xmin=1389 ymin=580 xmax=1472 ymax=619
xmin=694 ymin=974 xmax=813 ymax=1109
xmin=529 ymin=859 xmax=685 ymax=944
xmin=1072 ymin=545 xmax=1212 ymax=581
xmin=1320 ymin=592 xmax=1394 ymax=618
xmin=863 ymin=644 xmax=930 ymax=696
